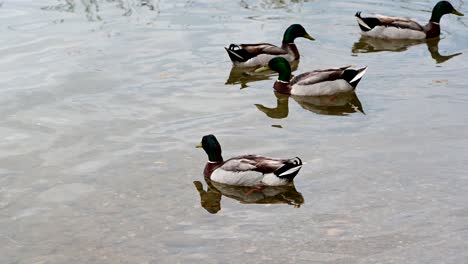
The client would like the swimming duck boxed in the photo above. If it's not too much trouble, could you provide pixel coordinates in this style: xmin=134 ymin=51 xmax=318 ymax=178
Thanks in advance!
xmin=355 ymin=1 xmax=464 ymax=39
xmin=225 ymin=24 xmax=315 ymax=68
xmin=196 ymin=135 xmax=303 ymax=186
xmin=256 ymin=57 xmax=367 ymax=96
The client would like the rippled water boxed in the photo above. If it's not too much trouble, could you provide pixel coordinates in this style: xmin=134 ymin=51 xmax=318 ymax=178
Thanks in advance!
xmin=1 ymin=0 xmax=467 ymax=263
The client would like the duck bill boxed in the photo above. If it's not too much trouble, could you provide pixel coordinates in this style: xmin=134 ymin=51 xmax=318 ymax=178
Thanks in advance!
xmin=195 ymin=143 xmax=203 ymax=148
xmin=303 ymin=33 xmax=315 ymax=41
xmin=255 ymin=65 xmax=271 ymax=73
xmin=452 ymin=9 xmax=464 ymax=16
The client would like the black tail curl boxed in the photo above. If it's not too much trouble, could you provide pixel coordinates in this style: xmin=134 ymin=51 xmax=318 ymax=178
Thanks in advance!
xmin=274 ymin=157 xmax=303 ymax=181
xmin=224 ymin=44 xmax=253 ymax=63
xmin=228 ymin=44 xmax=240 ymax=50
xmin=291 ymin=157 xmax=302 ymax=165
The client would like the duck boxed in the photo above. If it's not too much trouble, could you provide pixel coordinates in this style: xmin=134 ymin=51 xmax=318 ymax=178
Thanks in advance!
xmin=225 ymin=24 xmax=315 ymax=68
xmin=355 ymin=1 xmax=464 ymax=39
xmin=256 ymin=57 xmax=368 ymax=96
xmin=196 ymin=135 xmax=303 ymax=186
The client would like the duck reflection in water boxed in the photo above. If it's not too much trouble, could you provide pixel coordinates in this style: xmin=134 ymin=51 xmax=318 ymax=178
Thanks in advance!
xmin=352 ymin=36 xmax=462 ymax=64
xmin=193 ymin=178 xmax=304 ymax=214
xmin=225 ymin=61 xmax=299 ymax=89
xmin=256 ymin=91 xmax=364 ymax=118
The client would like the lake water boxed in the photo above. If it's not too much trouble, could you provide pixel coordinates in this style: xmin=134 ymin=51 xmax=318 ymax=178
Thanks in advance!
xmin=1 ymin=0 xmax=467 ymax=263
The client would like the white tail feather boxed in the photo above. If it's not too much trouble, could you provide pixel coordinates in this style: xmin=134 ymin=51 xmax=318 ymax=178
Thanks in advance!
xmin=278 ymin=165 xmax=302 ymax=177
xmin=226 ymin=48 xmax=245 ymax=60
xmin=356 ymin=16 xmax=371 ymax=30
xmin=350 ymin=66 xmax=368 ymax=83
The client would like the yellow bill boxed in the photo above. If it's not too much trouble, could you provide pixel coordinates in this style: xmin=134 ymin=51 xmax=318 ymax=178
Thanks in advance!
xmin=303 ymin=33 xmax=315 ymax=41
xmin=452 ymin=9 xmax=464 ymax=16
xmin=195 ymin=142 xmax=203 ymax=148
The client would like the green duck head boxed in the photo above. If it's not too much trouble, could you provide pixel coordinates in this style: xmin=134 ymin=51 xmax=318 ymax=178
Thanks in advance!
xmin=430 ymin=1 xmax=464 ymax=23
xmin=196 ymin=134 xmax=223 ymax=162
xmin=257 ymin=57 xmax=292 ymax=82
xmin=282 ymin=24 xmax=315 ymax=43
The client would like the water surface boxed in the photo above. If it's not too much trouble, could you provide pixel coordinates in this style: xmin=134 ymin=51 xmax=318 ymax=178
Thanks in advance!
xmin=1 ymin=0 xmax=468 ymax=263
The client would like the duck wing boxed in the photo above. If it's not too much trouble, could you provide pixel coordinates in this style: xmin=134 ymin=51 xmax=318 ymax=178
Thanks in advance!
xmin=220 ymin=156 xmax=259 ymax=172
xmin=375 ymin=15 xmax=424 ymax=31
xmin=290 ymin=68 xmax=349 ymax=86
xmin=211 ymin=155 xmax=302 ymax=186
xmin=355 ymin=12 xmax=424 ymax=31
xmin=291 ymin=66 xmax=368 ymax=90
xmin=221 ymin=155 xmax=284 ymax=173
xmin=225 ymin=43 xmax=287 ymax=63
xmin=239 ymin=43 xmax=288 ymax=55
xmin=222 ymin=155 xmax=302 ymax=177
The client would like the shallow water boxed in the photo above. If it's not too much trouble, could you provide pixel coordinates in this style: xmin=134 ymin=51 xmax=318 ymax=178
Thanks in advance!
xmin=1 ymin=0 xmax=468 ymax=263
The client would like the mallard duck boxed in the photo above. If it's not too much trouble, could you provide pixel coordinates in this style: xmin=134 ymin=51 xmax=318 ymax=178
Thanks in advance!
xmin=225 ymin=24 xmax=315 ymax=68
xmin=355 ymin=1 xmax=464 ymax=39
xmin=256 ymin=57 xmax=367 ymax=96
xmin=196 ymin=135 xmax=303 ymax=186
